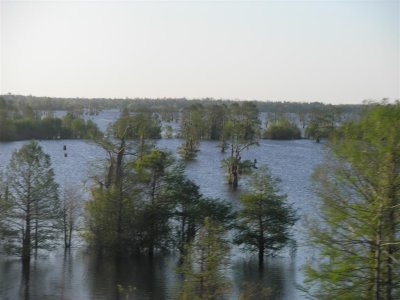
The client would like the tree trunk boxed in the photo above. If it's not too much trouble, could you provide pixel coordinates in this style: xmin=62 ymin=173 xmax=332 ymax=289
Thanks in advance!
xmin=258 ymin=216 xmax=264 ymax=270
xmin=258 ymin=245 xmax=264 ymax=270
xmin=232 ymin=170 xmax=238 ymax=188
xmin=23 ymin=206 xmax=31 ymax=262
xmin=374 ymin=204 xmax=383 ymax=300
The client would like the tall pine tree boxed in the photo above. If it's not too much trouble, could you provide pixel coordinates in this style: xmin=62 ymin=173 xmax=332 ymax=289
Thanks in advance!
xmin=2 ymin=141 xmax=60 ymax=261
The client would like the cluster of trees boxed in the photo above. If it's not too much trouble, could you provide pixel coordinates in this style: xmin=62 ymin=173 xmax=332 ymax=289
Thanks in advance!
xmin=177 ymin=102 xmax=261 ymax=187
xmin=304 ymin=106 xmax=342 ymax=142
xmin=304 ymin=101 xmax=400 ymax=299
xmin=0 ymin=97 xmax=102 ymax=141
xmin=2 ymin=94 xmax=351 ymax=144
xmin=85 ymin=128 xmax=297 ymax=299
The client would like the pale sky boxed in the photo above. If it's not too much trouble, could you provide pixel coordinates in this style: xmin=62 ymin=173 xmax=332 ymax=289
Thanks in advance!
xmin=0 ymin=0 xmax=399 ymax=104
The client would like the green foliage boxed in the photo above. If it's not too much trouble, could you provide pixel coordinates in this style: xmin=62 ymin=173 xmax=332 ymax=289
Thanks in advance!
xmin=85 ymin=135 xmax=139 ymax=254
xmin=162 ymin=124 xmax=174 ymax=138
xmin=304 ymin=102 xmax=400 ymax=299
xmin=221 ymin=102 xmax=260 ymax=188
xmin=85 ymin=146 xmax=176 ymax=256
xmin=62 ymin=112 xmax=103 ymax=139
xmin=178 ymin=217 xmax=231 ymax=300
xmin=61 ymin=184 xmax=83 ymax=249
xmin=205 ymin=104 xmax=229 ymax=142
xmin=111 ymin=109 xmax=161 ymax=140
xmin=305 ymin=105 xmax=342 ymax=141
xmin=178 ymin=104 xmax=206 ymax=160
xmin=0 ymin=98 xmax=102 ymax=141
xmin=132 ymin=150 xmax=175 ymax=255
xmin=1 ymin=141 xmax=61 ymax=260
xmin=164 ymin=165 xmax=235 ymax=254
xmin=2 ymin=94 xmax=362 ymax=115
xmin=234 ymin=166 xmax=297 ymax=268
xmin=263 ymin=119 xmax=301 ymax=140
xmin=109 ymin=109 xmax=161 ymax=156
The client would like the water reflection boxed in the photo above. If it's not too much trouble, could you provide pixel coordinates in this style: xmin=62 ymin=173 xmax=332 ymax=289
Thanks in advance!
xmin=21 ymin=261 xmax=30 ymax=300
xmin=1 ymin=248 xmax=301 ymax=300
xmin=85 ymin=252 xmax=181 ymax=300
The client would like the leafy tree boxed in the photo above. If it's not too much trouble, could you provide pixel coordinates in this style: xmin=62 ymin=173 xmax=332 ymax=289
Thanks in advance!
xmin=87 ymin=118 xmax=172 ymax=256
xmin=222 ymin=102 xmax=260 ymax=188
xmin=178 ymin=217 xmax=231 ymax=300
xmin=85 ymin=132 xmax=138 ymax=254
xmin=131 ymin=149 xmax=175 ymax=256
xmin=110 ymin=108 xmax=161 ymax=155
xmin=162 ymin=124 xmax=174 ymax=138
xmin=1 ymin=141 xmax=61 ymax=261
xmin=305 ymin=105 xmax=342 ymax=142
xmin=0 ymin=97 xmax=16 ymax=140
xmin=178 ymin=104 xmax=206 ymax=160
xmin=164 ymin=165 xmax=235 ymax=255
xmin=0 ymin=176 xmax=12 ymax=243
xmin=61 ymin=184 xmax=83 ymax=249
xmin=234 ymin=166 xmax=297 ymax=269
xmin=205 ymin=104 xmax=229 ymax=143
xmin=62 ymin=112 xmax=102 ymax=139
xmin=304 ymin=102 xmax=400 ymax=300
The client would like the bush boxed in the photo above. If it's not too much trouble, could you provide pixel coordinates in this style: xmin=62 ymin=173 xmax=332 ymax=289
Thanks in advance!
xmin=263 ymin=120 xmax=301 ymax=140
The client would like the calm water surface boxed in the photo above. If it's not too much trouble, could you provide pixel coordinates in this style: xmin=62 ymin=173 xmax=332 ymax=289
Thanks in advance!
xmin=0 ymin=111 xmax=324 ymax=300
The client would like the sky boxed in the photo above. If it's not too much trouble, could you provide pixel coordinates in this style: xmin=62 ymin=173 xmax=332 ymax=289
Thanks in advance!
xmin=0 ymin=0 xmax=399 ymax=104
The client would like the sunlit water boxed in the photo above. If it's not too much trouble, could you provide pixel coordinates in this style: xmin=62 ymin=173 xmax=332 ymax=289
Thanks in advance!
xmin=0 ymin=110 xmax=325 ymax=300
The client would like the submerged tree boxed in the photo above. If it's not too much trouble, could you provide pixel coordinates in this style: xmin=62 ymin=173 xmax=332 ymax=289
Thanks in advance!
xmin=304 ymin=102 xmax=400 ymax=299
xmin=178 ymin=104 xmax=206 ymax=160
xmin=132 ymin=149 xmax=175 ymax=256
xmin=234 ymin=166 xmax=297 ymax=269
xmin=61 ymin=184 xmax=83 ymax=249
xmin=86 ymin=117 xmax=139 ymax=254
xmin=164 ymin=165 xmax=234 ymax=255
xmin=178 ymin=217 xmax=231 ymax=300
xmin=1 ymin=141 xmax=61 ymax=261
xmin=222 ymin=102 xmax=260 ymax=188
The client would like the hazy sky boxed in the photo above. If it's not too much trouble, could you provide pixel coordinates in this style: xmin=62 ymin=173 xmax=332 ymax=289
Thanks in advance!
xmin=1 ymin=0 xmax=399 ymax=104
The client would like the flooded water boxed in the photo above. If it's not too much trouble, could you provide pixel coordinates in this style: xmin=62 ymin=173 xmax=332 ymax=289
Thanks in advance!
xmin=0 ymin=110 xmax=325 ymax=300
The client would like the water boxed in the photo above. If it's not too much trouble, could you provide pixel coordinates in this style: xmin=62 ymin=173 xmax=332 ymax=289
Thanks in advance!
xmin=0 ymin=112 xmax=325 ymax=300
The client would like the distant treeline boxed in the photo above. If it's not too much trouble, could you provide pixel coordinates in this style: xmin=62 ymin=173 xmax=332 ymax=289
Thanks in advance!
xmin=0 ymin=97 xmax=102 ymax=141
xmin=1 ymin=94 xmax=363 ymax=114
xmin=1 ymin=94 xmax=360 ymax=142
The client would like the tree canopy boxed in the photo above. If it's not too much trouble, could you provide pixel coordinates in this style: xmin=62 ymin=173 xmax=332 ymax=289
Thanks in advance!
xmin=304 ymin=102 xmax=400 ymax=299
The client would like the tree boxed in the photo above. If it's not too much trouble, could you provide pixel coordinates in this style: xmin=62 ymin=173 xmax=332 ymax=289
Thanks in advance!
xmin=110 ymin=108 xmax=161 ymax=155
xmin=163 ymin=165 xmax=234 ymax=255
xmin=304 ymin=102 xmax=400 ymax=300
xmin=132 ymin=149 xmax=175 ymax=256
xmin=234 ymin=166 xmax=297 ymax=269
xmin=305 ymin=105 xmax=342 ymax=142
xmin=178 ymin=104 xmax=206 ymax=160
xmin=178 ymin=217 xmax=231 ymax=300
xmin=61 ymin=184 xmax=83 ymax=249
xmin=1 ymin=141 xmax=61 ymax=261
xmin=222 ymin=102 xmax=260 ymax=188
xmin=85 ymin=131 xmax=138 ymax=255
